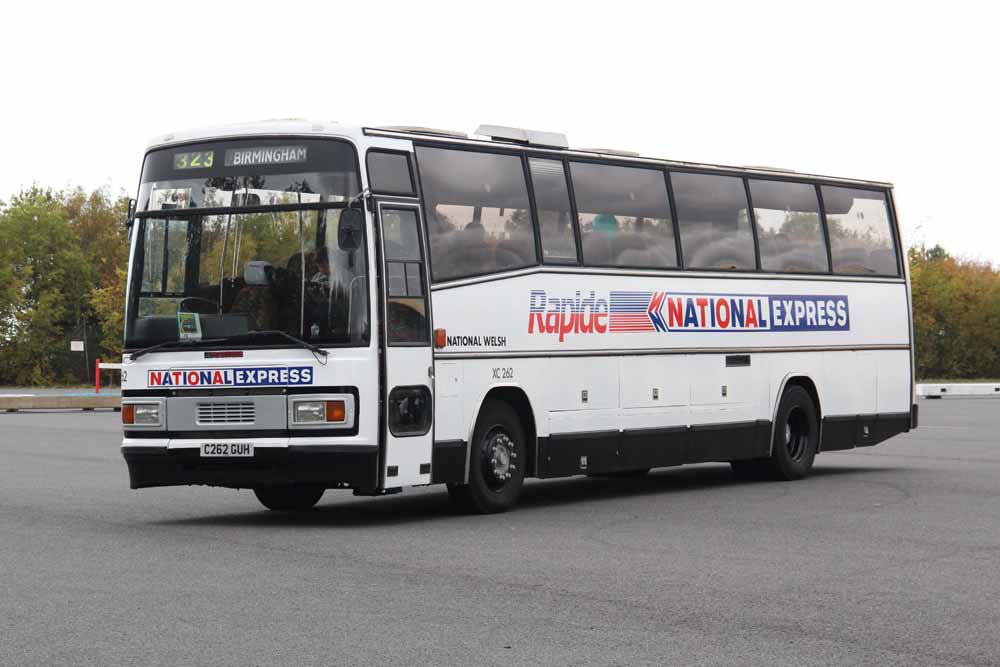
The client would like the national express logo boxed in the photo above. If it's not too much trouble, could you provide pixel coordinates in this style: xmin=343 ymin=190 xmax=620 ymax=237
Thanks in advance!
xmin=147 ymin=366 xmax=314 ymax=388
xmin=528 ymin=290 xmax=849 ymax=341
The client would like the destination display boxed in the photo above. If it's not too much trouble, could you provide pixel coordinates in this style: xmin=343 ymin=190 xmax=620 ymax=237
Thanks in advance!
xmin=173 ymin=151 xmax=215 ymax=169
xmin=224 ymin=145 xmax=308 ymax=167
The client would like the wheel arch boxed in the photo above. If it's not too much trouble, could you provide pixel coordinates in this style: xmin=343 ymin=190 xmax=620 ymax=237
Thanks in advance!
xmin=467 ymin=385 xmax=538 ymax=479
xmin=770 ymin=373 xmax=823 ymax=456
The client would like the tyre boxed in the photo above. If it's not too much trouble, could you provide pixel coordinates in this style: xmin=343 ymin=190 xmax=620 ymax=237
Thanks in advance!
xmin=253 ymin=484 xmax=325 ymax=511
xmin=765 ymin=385 xmax=819 ymax=480
xmin=447 ymin=400 xmax=526 ymax=514
xmin=731 ymin=385 xmax=819 ymax=481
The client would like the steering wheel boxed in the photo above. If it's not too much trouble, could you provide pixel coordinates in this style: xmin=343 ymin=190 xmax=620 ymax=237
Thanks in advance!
xmin=179 ymin=296 xmax=220 ymax=314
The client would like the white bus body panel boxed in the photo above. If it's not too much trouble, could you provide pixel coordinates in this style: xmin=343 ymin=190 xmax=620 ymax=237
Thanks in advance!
xmin=431 ymin=272 xmax=910 ymax=449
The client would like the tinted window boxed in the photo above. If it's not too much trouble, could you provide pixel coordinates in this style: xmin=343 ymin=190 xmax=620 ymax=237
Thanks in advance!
xmin=367 ymin=151 xmax=414 ymax=195
xmin=416 ymin=147 xmax=536 ymax=282
xmin=672 ymin=172 xmax=755 ymax=270
xmin=822 ymin=186 xmax=898 ymax=276
xmin=749 ymin=180 xmax=828 ymax=273
xmin=529 ymin=158 xmax=577 ymax=264
xmin=570 ymin=162 xmax=676 ymax=268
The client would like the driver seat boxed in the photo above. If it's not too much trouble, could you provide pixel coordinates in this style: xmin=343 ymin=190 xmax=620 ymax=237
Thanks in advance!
xmin=230 ymin=261 xmax=277 ymax=330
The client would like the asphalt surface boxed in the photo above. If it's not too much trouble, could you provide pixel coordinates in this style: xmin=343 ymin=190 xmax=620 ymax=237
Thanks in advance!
xmin=1 ymin=400 xmax=998 ymax=666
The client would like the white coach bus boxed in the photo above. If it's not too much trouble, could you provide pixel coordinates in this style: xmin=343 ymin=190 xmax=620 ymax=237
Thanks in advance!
xmin=120 ymin=120 xmax=917 ymax=513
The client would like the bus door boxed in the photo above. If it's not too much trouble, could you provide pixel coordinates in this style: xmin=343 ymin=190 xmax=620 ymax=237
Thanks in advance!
xmin=374 ymin=201 xmax=434 ymax=488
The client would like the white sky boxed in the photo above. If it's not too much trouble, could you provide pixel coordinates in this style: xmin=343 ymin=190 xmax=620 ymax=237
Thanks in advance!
xmin=1 ymin=0 xmax=997 ymax=261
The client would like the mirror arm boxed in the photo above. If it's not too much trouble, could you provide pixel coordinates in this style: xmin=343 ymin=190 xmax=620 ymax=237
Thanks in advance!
xmin=346 ymin=188 xmax=371 ymax=208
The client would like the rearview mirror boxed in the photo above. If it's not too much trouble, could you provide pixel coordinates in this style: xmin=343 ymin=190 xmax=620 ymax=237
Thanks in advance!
xmin=338 ymin=208 xmax=364 ymax=251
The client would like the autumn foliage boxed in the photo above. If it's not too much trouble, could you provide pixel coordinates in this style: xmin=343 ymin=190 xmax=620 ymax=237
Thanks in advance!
xmin=909 ymin=245 xmax=1000 ymax=380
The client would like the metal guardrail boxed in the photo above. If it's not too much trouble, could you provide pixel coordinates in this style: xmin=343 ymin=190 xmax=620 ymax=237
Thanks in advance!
xmin=917 ymin=383 xmax=1000 ymax=399
xmin=96 ymin=359 xmax=122 ymax=393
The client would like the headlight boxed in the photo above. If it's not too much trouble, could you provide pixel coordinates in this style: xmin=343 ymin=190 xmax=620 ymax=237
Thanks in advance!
xmin=292 ymin=400 xmax=347 ymax=424
xmin=288 ymin=395 xmax=354 ymax=429
xmin=293 ymin=401 xmax=327 ymax=424
xmin=123 ymin=402 xmax=161 ymax=426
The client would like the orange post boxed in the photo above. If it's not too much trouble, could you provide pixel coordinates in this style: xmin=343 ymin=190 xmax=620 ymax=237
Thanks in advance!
xmin=95 ymin=358 xmax=101 ymax=394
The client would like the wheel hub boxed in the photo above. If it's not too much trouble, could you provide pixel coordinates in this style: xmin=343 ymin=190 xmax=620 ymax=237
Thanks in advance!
xmin=483 ymin=429 xmax=517 ymax=489
xmin=785 ymin=407 xmax=809 ymax=461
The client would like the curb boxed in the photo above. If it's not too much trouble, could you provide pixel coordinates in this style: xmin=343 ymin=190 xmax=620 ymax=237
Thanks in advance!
xmin=0 ymin=395 xmax=121 ymax=412
xmin=917 ymin=383 xmax=1000 ymax=399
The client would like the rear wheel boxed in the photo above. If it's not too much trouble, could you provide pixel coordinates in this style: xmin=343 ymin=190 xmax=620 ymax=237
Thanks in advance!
xmin=733 ymin=384 xmax=818 ymax=481
xmin=253 ymin=484 xmax=325 ymax=511
xmin=447 ymin=400 xmax=526 ymax=514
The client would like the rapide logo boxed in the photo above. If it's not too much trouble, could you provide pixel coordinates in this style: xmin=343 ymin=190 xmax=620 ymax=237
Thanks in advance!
xmin=147 ymin=366 xmax=314 ymax=388
xmin=528 ymin=289 xmax=849 ymax=341
xmin=528 ymin=290 xmax=609 ymax=342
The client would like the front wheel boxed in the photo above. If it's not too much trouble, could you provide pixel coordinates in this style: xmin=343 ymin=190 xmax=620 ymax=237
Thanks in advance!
xmin=254 ymin=484 xmax=325 ymax=511
xmin=447 ymin=400 xmax=526 ymax=514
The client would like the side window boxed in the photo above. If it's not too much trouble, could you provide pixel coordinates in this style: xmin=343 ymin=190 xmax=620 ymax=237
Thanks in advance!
xmin=749 ymin=179 xmax=829 ymax=273
xmin=821 ymin=186 xmax=898 ymax=276
xmin=529 ymin=158 xmax=578 ymax=264
xmin=367 ymin=151 xmax=415 ymax=196
xmin=381 ymin=208 xmax=429 ymax=344
xmin=415 ymin=146 xmax=536 ymax=282
xmin=570 ymin=162 xmax=677 ymax=269
xmin=671 ymin=172 xmax=756 ymax=270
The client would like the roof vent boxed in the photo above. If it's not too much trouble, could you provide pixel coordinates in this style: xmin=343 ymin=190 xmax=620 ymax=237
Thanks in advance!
xmin=577 ymin=147 xmax=641 ymax=158
xmin=744 ymin=165 xmax=797 ymax=173
xmin=376 ymin=125 xmax=468 ymax=139
xmin=475 ymin=124 xmax=569 ymax=149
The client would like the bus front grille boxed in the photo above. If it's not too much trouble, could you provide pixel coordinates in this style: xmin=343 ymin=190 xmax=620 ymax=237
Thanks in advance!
xmin=196 ymin=402 xmax=256 ymax=425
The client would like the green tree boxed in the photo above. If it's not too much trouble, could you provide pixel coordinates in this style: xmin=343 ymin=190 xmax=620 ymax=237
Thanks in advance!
xmin=0 ymin=187 xmax=130 ymax=384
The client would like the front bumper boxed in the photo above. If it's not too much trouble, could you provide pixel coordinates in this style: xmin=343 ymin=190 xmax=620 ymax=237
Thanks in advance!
xmin=122 ymin=445 xmax=378 ymax=490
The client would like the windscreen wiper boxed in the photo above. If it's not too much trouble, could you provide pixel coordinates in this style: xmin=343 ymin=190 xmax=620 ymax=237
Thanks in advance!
xmin=129 ymin=337 xmax=228 ymax=361
xmin=243 ymin=330 xmax=329 ymax=357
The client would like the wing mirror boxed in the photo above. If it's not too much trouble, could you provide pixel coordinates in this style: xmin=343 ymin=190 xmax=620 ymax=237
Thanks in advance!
xmin=338 ymin=208 xmax=364 ymax=251
xmin=124 ymin=198 xmax=137 ymax=228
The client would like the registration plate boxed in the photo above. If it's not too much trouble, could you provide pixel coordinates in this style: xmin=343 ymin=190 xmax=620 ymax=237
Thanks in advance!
xmin=200 ymin=442 xmax=254 ymax=457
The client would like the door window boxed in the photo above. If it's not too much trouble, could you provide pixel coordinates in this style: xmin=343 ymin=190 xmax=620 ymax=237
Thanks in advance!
xmin=382 ymin=208 xmax=430 ymax=344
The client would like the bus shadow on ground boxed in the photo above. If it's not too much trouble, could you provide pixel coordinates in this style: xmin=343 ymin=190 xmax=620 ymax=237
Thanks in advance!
xmin=153 ymin=463 xmax=893 ymax=529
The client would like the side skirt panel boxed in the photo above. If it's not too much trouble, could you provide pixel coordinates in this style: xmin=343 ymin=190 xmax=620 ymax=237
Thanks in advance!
xmin=537 ymin=420 xmax=771 ymax=479
xmin=430 ymin=440 xmax=467 ymax=484
xmin=820 ymin=412 xmax=912 ymax=452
